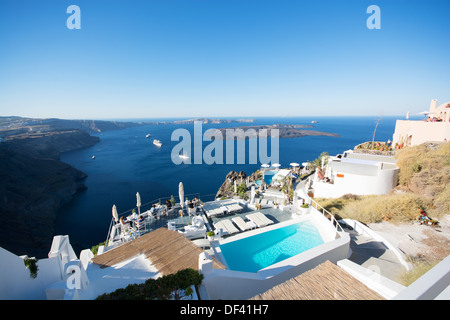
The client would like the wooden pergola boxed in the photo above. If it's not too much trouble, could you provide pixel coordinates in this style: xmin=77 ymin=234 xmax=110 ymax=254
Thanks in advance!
xmin=252 ymin=260 xmax=385 ymax=300
xmin=92 ymin=228 xmax=225 ymax=276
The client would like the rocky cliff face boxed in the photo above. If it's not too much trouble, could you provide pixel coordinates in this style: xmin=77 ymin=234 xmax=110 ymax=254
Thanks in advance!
xmin=215 ymin=170 xmax=263 ymax=199
xmin=0 ymin=129 xmax=99 ymax=258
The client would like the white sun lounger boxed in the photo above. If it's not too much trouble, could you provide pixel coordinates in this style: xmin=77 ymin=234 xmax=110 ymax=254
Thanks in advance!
xmin=226 ymin=203 xmax=243 ymax=213
xmin=246 ymin=212 xmax=273 ymax=228
xmin=231 ymin=216 xmax=252 ymax=231
xmin=205 ymin=207 xmax=224 ymax=218
xmin=214 ymin=219 xmax=239 ymax=236
xmin=245 ymin=213 xmax=265 ymax=228
xmin=254 ymin=211 xmax=274 ymax=226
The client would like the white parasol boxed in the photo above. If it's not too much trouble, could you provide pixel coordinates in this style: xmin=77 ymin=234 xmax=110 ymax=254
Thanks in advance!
xmin=136 ymin=192 xmax=141 ymax=215
xmin=179 ymin=182 xmax=185 ymax=209
xmin=250 ymin=185 xmax=256 ymax=205
xmin=272 ymin=163 xmax=281 ymax=170
xmin=112 ymin=204 xmax=119 ymax=223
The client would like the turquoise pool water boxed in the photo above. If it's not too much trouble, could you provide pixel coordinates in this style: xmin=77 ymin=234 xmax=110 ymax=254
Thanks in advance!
xmin=264 ymin=170 xmax=277 ymax=184
xmin=220 ymin=221 xmax=324 ymax=273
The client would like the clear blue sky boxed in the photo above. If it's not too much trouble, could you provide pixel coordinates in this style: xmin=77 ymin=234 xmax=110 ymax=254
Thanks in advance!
xmin=0 ymin=0 xmax=449 ymax=119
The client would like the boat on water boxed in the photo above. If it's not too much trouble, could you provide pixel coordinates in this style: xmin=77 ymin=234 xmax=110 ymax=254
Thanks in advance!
xmin=179 ymin=153 xmax=189 ymax=160
xmin=311 ymin=120 xmax=319 ymax=124
xmin=91 ymin=155 xmax=95 ymax=159
xmin=146 ymin=134 xmax=151 ymax=138
xmin=153 ymin=139 xmax=162 ymax=147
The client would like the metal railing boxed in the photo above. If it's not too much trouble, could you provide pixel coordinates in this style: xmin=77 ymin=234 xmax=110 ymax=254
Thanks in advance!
xmin=310 ymin=198 xmax=344 ymax=233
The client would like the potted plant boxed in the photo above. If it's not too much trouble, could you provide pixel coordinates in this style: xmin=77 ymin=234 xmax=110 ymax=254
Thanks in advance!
xmin=207 ymin=231 xmax=215 ymax=241
xmin=300 ymin=203 xmax=310 ymax=214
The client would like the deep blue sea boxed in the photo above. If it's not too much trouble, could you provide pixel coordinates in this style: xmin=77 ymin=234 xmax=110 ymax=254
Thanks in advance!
xmin=55 ymin=116 xmax=407 ymax=251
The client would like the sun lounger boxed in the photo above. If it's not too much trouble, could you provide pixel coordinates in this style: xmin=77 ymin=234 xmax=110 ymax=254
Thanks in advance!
xmin=231 ymin=216 xmax=252 ymax=231
xmin=214 ymin=219 xmax=239 ymax=236
xmin=226 ymin=203 xmax=243 ymax=213
xmin=245 ymin=213 xmax=265 ymax=228
xmin=246 ymin=212 xmax=273 ymax=228
xmin=254 ymin=211 xmax=274 ymax=226
xmin=204 ymin=206 xmax=224 ymax=217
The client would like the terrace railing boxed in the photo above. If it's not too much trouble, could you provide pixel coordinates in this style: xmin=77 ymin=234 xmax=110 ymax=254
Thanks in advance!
xmin=310 ymin=198 xmax=344 ymax=233
xmin=104 ymin=192 xmax=218 ymax=247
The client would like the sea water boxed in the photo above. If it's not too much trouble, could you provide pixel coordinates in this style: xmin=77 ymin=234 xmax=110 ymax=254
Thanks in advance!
xmin=56 ymin=116 xmax=402 ymax=251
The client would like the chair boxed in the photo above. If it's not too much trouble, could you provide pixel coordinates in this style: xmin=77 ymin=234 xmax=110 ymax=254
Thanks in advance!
xmin=231 ymin=216 xmax=251 ymax=231
xmin=178 ymin=215 xmax=207 ymax=239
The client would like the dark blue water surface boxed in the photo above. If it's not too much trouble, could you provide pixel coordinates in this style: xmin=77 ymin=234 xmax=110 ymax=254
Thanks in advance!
xmin=56 ymin=116 xmax=402 ymax=250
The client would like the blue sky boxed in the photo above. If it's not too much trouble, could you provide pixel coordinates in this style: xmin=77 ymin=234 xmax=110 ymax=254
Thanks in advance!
xmin=0 ymin=0 xmax=449 ymax=119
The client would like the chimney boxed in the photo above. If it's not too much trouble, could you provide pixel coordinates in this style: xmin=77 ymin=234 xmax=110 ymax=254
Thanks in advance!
xmin=430 ymin=99 xmax=438 ymax=114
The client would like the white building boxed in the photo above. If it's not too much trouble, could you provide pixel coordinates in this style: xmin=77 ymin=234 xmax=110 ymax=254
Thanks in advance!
xmin=310 ymin=151 xmax=399 ymax=198
xmin=393 ymin=99 xmax=450 ymax=148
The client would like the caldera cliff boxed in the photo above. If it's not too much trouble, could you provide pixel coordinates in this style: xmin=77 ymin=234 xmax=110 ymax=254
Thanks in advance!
xmin=0 ymin=128 xmax=99 ymax=258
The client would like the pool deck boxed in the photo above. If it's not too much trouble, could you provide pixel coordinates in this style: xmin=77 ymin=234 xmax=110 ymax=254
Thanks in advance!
xmin=208 ymin=205 xmax=295 ymax=228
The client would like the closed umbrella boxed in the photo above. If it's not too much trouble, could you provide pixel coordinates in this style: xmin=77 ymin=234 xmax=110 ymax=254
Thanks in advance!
xmin=250 ymin=185 xmax=256 ymax=205
xmin=112 ymin=204 xmax=119 ymax=223
xmin=179 ymin=182 xmax=185 ymax=209
xmin=136 ymin=192 xmax=141 ymax=215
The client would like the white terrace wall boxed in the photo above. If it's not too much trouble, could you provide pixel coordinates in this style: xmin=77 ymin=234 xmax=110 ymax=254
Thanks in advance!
xmin=0 ymin=247 xmax=61 ymax=299
xmin=393 ymin=120 xmax=450 ymax=147
xmin=0 ymin=235 xmax=80 ymax=300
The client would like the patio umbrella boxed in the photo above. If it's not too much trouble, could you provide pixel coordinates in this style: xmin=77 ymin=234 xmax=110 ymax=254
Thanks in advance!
xmin=179 ymin=182 xmax=185 ymax=209
xmin=290 ymin=162 xmax=300 ymax=167
xmin=272 ymin=163 xmax=281 ymax=170
xmin=250 ymin=185 xmax=256 ymax=204
xmin=112 ymin=204 xmax=118 ymax=223
xmin=417 ymin=111 xmax=435 ymax=119
xmin=136 ymin=192 xmax=141 ymax=215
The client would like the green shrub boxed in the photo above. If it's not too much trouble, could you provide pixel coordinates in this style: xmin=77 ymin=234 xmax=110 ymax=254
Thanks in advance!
xmin=91 ymin=242 xmax=105 ymax=256
xmin=24 ymin=258 xmax=38 ymax=279
xmin=97 ymin=268 xmax=203 ymax=300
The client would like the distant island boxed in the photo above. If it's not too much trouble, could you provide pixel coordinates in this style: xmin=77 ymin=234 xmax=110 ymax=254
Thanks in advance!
xmin=165 ymin=118 xmax=254 ymax=125
xmin=204 ymin=124 xmax=340 ymax=140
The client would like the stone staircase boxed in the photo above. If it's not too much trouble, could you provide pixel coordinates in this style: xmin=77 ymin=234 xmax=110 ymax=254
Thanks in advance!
xmin=345 ymin=228 xmax=406 ymax=282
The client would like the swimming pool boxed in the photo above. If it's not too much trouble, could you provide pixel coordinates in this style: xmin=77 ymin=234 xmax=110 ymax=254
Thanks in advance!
xmin=219 ymin=221 xmax=324 ymax=273
xmin=263 ymin=170 xmax=277 ymax=185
